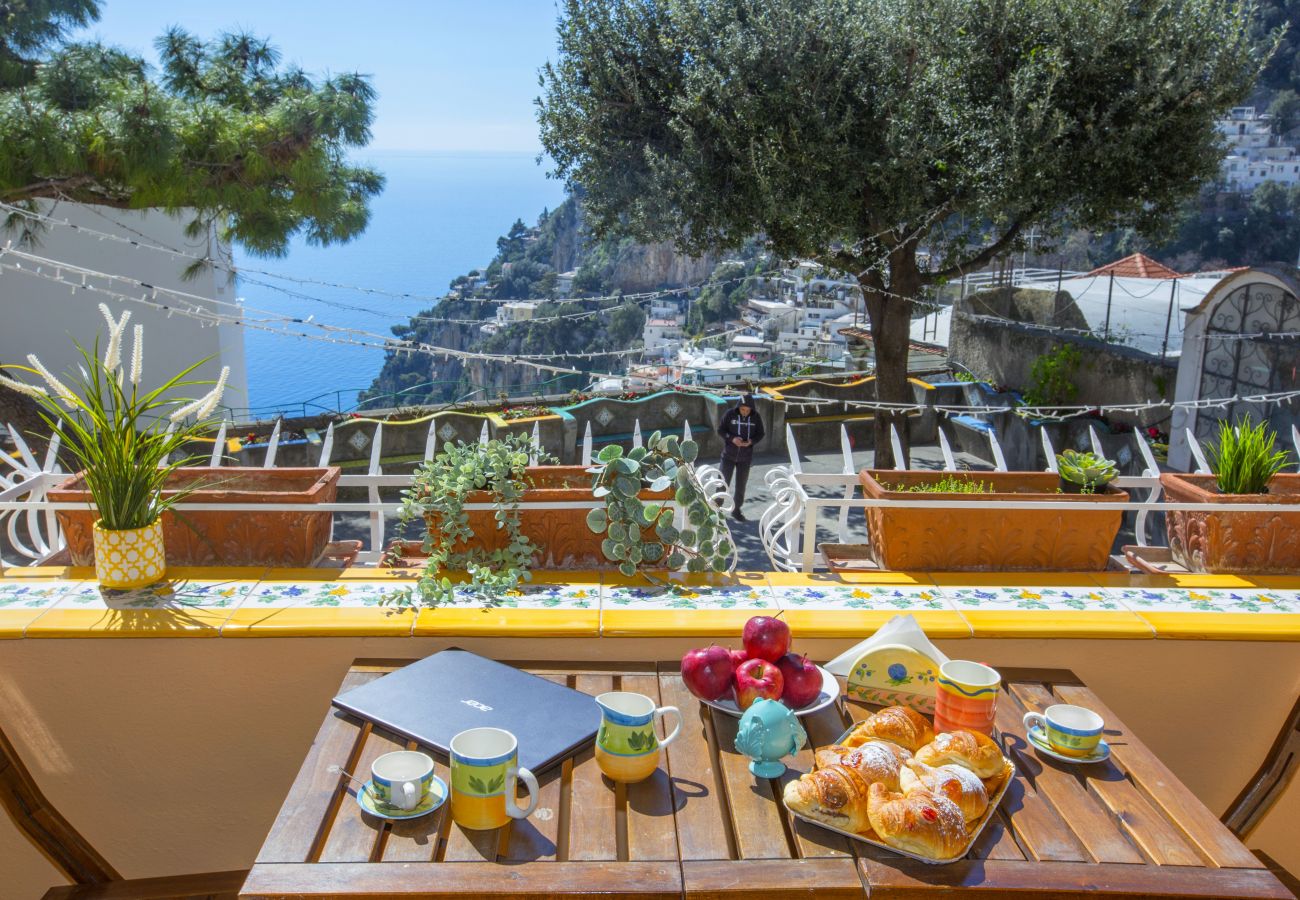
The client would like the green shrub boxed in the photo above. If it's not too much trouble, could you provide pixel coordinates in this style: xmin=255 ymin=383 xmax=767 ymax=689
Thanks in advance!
xmin=1207 ymin=417 xmax=1290 ymax=494
xmin=1022 ymin=344 xmax=1082 ymax=407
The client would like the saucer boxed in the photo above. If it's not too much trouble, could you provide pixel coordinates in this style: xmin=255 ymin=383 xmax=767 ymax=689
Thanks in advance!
xmin=1026 ymin=726 xmax=1110 ymax=764
xmin=356 ymin=776 xmax=447 ymax=820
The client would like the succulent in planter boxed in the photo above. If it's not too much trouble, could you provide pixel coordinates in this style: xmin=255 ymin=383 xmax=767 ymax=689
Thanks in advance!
xmin=585 ymin=432 xmax=734 ymax=577
xmin=1206 ymin=417 xmax=1289 ymax=494
xmin=383 ymin=433 xmax=556 ymax=608
xmin=1056 ymin=450 xmax=1119 ymax=494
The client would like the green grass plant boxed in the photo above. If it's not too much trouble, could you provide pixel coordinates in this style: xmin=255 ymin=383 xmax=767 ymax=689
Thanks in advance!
xmin=1207 ymin=417 xmax=1291 ymax=494
xmin=883 ymin=474 xmax=994 ymax=493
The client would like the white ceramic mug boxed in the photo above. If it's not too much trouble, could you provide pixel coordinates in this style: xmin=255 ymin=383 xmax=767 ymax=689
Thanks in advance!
xmin=371 ymin=750 xmax=435 ymax=811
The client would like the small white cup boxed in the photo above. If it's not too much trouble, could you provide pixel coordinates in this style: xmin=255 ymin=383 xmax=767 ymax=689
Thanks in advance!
xmin=371 ymin=750 xmax=434 ymax=811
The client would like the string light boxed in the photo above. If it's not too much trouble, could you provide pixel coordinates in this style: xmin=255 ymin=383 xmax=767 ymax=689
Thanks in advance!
xmin=1 ymin=200 xmax=747 ymax=310
xmin=0 ymin=257 xmax=746 ymax=383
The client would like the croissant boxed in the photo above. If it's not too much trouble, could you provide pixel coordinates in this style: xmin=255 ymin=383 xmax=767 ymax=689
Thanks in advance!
xmin=815 ymin=740 xmax=911 ymax=791
xmin=914 ymin=729 xmax=1005 ymax=779
xmin=843 ymin=706 xmax=935 ymax=752
xmin=899 ymin=760 xmax=989 ymax=822
xmin=782 ymin=764 xmax=874 ymax=833
xmin=867 ymin=781 xmax=968 ymax=859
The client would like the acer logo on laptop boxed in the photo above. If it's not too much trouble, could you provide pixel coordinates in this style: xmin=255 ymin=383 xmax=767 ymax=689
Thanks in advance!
xmin=461 ymin=699 xmax=493 ymax=712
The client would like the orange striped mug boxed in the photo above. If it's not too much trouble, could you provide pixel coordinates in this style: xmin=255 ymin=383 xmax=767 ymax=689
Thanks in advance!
xmin=933 ymin=660 xmax=1001 ymax=736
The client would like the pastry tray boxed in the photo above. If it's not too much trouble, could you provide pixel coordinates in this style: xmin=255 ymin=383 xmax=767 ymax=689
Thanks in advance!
xmin=784 ymin=724 xmax=1016 ymax=865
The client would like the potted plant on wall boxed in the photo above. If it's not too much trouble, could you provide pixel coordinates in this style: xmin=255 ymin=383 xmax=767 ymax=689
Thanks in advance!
xmin=858 ymin=466 xmax=1127 ymax=572
xmin=384 ymin=433 xmax=550 ymax=607
xmin=1161 ymin=417 xmax=1299 ymax=573
xmin=0 ymin=308 xmax=227 ymax=589
xmin=585 ymin=431 xmax=734 ymax=576
xmin=1056 ymin=450 xmax=1119 ymax=494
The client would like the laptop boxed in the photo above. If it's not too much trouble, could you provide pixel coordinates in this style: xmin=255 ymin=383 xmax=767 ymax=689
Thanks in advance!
xmin=332 ymin=650 xmax=600 ymax=774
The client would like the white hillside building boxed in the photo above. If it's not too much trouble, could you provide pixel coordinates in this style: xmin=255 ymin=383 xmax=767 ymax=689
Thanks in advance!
xmin=1217 ymin=106 xmax=1300 ymax=192
xmin=0 ymin=201 xmax=248 ymax=415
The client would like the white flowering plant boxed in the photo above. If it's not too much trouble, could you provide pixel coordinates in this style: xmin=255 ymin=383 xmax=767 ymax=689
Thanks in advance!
xmin=0 ymin=306 xmax=230 ymax=531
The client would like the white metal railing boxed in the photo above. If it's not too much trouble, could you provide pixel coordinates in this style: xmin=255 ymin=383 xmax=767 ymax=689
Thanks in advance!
xmin=0 ymin=416 xmax=739 ymax=571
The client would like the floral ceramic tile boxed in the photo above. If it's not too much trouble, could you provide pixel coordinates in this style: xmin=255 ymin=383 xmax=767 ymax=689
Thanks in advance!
xmin=1104 ymin=587 xmax=1299 ymax=614
xmin=937 ymin=586 xmax=1128 ymax=612
xmin=244 ymin=581 xmax=407 ymax=608
xmin=769 ymin=584 xmax=953 ymax=611
xmin=602 ymin=582 xmax=772 ymax=609
xmin=462 ymin=582 xmax=598 ymax=609
xmin=0 ymin=580 xmax=81 ymax=610
xmin=51 ymin=579 xmax=257 ymax=609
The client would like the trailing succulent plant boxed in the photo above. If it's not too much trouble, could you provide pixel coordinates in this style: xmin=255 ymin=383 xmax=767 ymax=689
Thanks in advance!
xmin=585 ymin=432 xmax=734 ymax=577
xmin=1207 ymin=417 xmax=1290 ymax=495
xmin=1056 ymin=449 xmax=1118 ymax=491
xmin=383 ymin=433 xmax=555 ymax=609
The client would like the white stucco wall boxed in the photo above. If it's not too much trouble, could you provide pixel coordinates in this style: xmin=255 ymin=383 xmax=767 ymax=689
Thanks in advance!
xmin=0 ymin=201 xmax=248 ymax=414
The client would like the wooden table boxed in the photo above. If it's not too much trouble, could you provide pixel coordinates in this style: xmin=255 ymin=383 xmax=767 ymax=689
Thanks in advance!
xmin=240 ymin=660 xmax=1290 ymax=899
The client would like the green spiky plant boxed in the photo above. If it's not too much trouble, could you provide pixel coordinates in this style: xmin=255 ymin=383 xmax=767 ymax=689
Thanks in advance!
xmin=1206 ymin=418 xmax=1291 ymax=495
xmin=1056 ymin=450 xmax=1118 ymax=493
xmin=0 ymin=306 xmax=227 ymax=530
xmin=585 ymin=432 xmax=733 ymax=576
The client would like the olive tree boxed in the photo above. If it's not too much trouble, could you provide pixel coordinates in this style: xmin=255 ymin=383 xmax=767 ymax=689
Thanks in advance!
xmin=538 ymin=0 xmax=1264 ymax=465
xmin=1 ymin=1 xmax=383 ymax=260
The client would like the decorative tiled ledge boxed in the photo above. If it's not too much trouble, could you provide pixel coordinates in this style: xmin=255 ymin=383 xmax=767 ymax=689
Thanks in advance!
xmin=1 ymin=566 xmax=1298 ymax=640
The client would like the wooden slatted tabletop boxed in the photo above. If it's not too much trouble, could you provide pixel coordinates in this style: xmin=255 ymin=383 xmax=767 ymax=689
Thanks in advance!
xmin=239 ymin=660 xmax=1290 ymax=899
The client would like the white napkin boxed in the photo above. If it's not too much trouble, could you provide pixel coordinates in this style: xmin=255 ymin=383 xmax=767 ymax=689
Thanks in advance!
xmin=824 ymin=613 xmax=950 ymax=676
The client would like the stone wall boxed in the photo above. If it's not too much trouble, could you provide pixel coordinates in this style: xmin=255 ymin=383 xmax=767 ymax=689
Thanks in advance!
xmin=950 ymin=309 xmax=1176 ymax=429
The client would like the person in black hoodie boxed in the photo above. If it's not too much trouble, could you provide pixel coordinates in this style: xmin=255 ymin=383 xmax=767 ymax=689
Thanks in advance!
xmin=717 ymin=393 xmax=765 ymax=521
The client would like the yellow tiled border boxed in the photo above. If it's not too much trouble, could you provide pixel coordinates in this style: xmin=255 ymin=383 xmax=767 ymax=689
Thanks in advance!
xmin=0 ymin=568 xmax=1298 ymax=640
xmin=0 ymin=608 xmax=52 ymax=639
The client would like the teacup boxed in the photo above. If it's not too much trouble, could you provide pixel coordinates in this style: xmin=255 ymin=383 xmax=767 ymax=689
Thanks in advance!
xmin=1023 ymin=704 xmax=1104 ymax=758
xmin=934 ymin=660 xmax=1001 ymax=736
xmin=450 ymin=727 xmax=539 ymax=830
xmin=371 ymin=750 xmax=435 ymax=811
xmin=594 ymin=691 xmax=682 ymax=783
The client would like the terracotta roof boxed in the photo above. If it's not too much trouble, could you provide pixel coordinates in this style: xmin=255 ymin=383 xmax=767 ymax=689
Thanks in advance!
xmin=1085 ymin=253 xmax=1182 ymax=279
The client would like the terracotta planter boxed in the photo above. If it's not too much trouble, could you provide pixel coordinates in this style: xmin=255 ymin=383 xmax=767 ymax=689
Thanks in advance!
xmin=859 ymin=469 xmax=1127 ymax=571
xmin=415 ymin=465 xmax=671 ymax=570
xmin=1161 ymin=473 xmax=1300 ymax=574
xmin=51 ymin=467 xmax=340 ymax=568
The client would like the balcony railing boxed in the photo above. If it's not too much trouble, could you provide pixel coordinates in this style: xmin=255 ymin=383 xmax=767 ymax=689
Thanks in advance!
xmin=0 ymin=416 xmax=737 ymax=570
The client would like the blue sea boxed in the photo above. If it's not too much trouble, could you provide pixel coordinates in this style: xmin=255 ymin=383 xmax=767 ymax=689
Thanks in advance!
xmin=233 ymin=151 xmax=566 ymax=416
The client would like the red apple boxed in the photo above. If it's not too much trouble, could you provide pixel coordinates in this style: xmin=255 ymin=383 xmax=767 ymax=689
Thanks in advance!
xmin=681 ymin=645 xmax=735 ymax=701
xmin=734 ymin=658 xmax=784 ymax=711
xmin=742 ymin=614 xmax=791 ymax=662
xmin=728 ymin=647 xmax=749 ymax=671
xmin=776 ymin=653 xmax=824 ymax=709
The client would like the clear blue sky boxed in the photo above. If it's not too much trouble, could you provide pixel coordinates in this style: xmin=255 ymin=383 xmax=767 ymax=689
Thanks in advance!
xmin=76 ymin=0 xmax=562 ymax=152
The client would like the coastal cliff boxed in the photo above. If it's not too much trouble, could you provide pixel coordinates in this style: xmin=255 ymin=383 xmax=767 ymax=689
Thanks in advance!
xmin=363 ymin=194 xmax=740 ymax=405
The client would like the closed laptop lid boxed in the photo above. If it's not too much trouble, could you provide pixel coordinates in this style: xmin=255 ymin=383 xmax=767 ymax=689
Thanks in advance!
xmin=331 ymin=650 xmax=600 ymax=774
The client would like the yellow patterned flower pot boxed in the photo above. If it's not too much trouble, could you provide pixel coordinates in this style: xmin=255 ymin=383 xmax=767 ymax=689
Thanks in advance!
xmin=92 ymin=520 xmax=166 ymax=589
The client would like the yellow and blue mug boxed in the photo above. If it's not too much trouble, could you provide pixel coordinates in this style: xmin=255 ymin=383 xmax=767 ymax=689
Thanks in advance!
xmin=370 ymin=750 xmax=435 ymax=811
xmin=449 ymin=727 xmax=539 ymax=830
xmin=1023 ymin=704 xmax=1104 ymax=758
xmin=594 ymin=691 xmax=682 ymax=783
